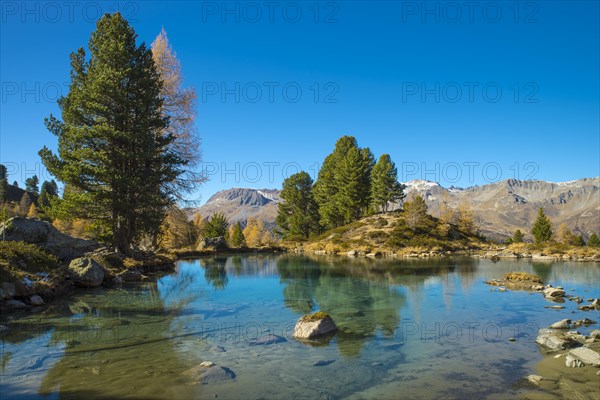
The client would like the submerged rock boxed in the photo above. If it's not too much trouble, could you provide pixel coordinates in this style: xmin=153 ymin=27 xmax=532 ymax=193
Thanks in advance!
xmin=199 ymin=366 xmax=236 ymax=384
xmin=572 ymin=318 xmax=596 ymax=328
xmin=293 ymin=311 xmax=338 ymax=340
xmin=248 ymin=334 xmax=286 ymax=346
xmin=526 ymin=374 xmax=544 ymax=385
xmin=68 ymin=257 xmax=104 ymax=287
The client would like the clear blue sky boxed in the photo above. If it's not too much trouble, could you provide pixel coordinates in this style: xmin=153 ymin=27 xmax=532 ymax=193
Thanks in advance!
xmin=1 ymin=1 xmax=598 ymax=204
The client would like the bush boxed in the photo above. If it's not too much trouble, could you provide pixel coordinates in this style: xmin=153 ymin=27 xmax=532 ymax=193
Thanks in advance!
xmin=0 ymin=241 xmax=59 ymax=272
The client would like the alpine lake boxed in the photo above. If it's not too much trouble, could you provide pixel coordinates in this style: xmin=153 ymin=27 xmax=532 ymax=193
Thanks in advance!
xmin=1 ymin=254 xmax=599 ymax=399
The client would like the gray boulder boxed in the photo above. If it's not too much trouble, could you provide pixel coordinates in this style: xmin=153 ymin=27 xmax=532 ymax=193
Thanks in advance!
xmin=535 ymin=329 xmax=579 ymax=351
xmin=69 ymin=257 xmax=104 ymax=287
xmin=199 ymin=366 xmax=236 ymax=384
xmin=565 ymin=354 xmax=584 ymax=368
xmin=568 ymin=347 xmax=600 ymax=367
xmin=29 ymin=295 xmax=44 ymax=306
xmin=0 ymin=282 xmax=16 ymax=300
xmin=0 ymin=217 xmax=100 ymax=261
xmin=543 ymin=287 xmax=565 ymax=298
xmin=197 ymin=236 xmax=227 ymax=251
xmin=293 ymin=312 xmax=338 ymax=340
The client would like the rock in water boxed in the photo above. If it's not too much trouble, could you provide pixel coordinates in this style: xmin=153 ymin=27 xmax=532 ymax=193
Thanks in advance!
xmin=543 ymin=287 xmax=566 ymax=298
xmin=535 ymin=329 xmax=578 ymax=351
xmin=197 ymin=236 xmax=227 ymax=251
xmin=248 ymin=334 xmax=286 ymax=346
xmin=526 ymin=375 xmax=543 ymax=385
xmin=293 ymin=312 xmax=338 ymax=340
xmin=199 ymin=366 xmax=236 ymax=384
xmin=68 ymin=257 xmax=105 ymax=287
xmin=568 ymin=347 xmax=600 ymax=367
xmin=549 ymin=319 xmax=571 ymax=329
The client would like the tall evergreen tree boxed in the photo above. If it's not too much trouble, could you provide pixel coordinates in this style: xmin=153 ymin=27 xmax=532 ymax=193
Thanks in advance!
xmin=38 ymin=13 xmax=196 ymax=254
xmin=531 ymin=208 xmax=552 ymax=243
xmin=203 ymin=213 xmax=229 ymax=238
xmin=370 ymin=154 xmax=404 ymax=213
xmin=12 ymin=181 xmax=19 ymax=188
xmin=512 ymin=229 xmax=524 ymax=243
xmin=0 ymin=179 xmax=7 ymax=203
xmin=276 ymin=171 xmax=320 ymax=239
xmin=587 ymin=233 xmax=600 ymax=247
xmin=25 ymin=175 xmax=39 ymax=195
xmin=313 ymin=136 xmax=374 ymax=228
xmin=230 ymin=222 xmax=246 ymax=247
xmin=39 ymin=180 xmax=59 ymax=208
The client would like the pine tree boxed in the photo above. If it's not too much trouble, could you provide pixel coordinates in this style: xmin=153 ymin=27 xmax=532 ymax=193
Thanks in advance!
xmin=403 ymin=195 xmax=428 ymax=231
xmin=12 ymin=181 xmax=18 ymax=188
xmin=25 ymin=175 xmax=39 ymax=195
xmin=370 ymin=154 xmax=404 ymax=213
xmin=230 ymin=222 xmax=246 ymax=247
xmin=38 ymin=13 xmax=197 ymax=254
xmin=512 ymin=229 xmax=524 ymax=243
xmin=39 ymin=180 xmax=59 ymax=208
xmin=587 ymin=233 xmax=600 ymax=247
xmin=531 ymin=208 xmax=552 ymax=243
xmin=203 ymin=213 xmax=229 ymax=238
xmin=0 ymin=178 xmax=7 ymax=203
xmin=276 ymin=171 xmax=320 ymax=239
xmin=0 ymin=165 xmax=6 ymax=180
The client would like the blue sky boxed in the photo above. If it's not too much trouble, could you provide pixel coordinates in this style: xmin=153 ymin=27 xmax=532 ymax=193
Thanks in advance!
xmin=1 ymin=1 xmax=598 ymax=204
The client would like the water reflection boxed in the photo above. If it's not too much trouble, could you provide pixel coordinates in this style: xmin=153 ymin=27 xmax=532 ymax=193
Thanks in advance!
xmin=0 ymin=255 xmax=598 ymax=400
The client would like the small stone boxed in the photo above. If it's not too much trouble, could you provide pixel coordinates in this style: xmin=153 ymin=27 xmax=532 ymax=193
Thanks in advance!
xmin=549 ymin=319 xmax=570 ymax=329
xmin=200 ymin=361 xmax=215 ymax=368
xmin=313 ymin=359 xmax=335 ymax=367
xmin=553 ymin=354 xmax=563 ymax=358
xmin=565 ymin=354 xmax=584 ymax=368
xmin=527 ymin=374 xmax=543 ymax=385
xmin=30 ymin=295 xmax=44 ymax=306
xmin=543 ymin=287 xmax=566 ymax=298
xmin=508 ymin=337 xmax=516 ymax=342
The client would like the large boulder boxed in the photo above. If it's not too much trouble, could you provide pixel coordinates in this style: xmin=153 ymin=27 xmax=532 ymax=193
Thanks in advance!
xmin=543 ymin=287 xmax=566 ymax=298
xmin=197 ymin=236 xmax=227 ymax=251
xmin=0 ymin=282 xmax=16 ymax=300
xmin=0 ymin=217 xmax=100 ymax=261
xmin=68 ymin=257 xmax=105 ymax=287
xmin=293 ymin=312 xmax=338 ymax=340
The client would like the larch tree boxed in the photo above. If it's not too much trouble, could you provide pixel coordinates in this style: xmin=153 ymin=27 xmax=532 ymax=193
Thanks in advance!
xmin=370 ymin=154 xmax=404 ymax=213
xmin=403 ymin=195 xmax=428 ymax=232
xmin=230 ymin=222 xmax=246 ymax=247
xmin=276 ymin=171 xmax=320 ymax=239
xmin=151 ymin=29 xmax=204 ymax=193
xmin=39 ymin=13 xmax=196 ymax=254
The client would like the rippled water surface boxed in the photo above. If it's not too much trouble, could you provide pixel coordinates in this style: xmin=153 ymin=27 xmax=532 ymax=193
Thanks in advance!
xmin=1 ymin=255 xmax=599 ymax=399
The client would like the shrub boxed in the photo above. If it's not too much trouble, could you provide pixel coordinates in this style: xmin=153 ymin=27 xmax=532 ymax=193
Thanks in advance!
xmin=0 ymin=241 xmax=59 ymax=272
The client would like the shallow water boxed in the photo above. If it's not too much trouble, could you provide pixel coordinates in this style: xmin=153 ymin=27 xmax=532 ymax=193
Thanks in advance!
xmin=1 ymin=255 xmax=599 ymax=399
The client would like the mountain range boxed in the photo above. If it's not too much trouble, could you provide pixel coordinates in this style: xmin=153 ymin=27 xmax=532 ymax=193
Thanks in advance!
xmin=192 ymin=178 xmax=600 ymax=241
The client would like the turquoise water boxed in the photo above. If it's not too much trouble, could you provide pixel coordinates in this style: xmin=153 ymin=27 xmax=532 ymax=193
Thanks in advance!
xmin=1 ymin=255 xmax=599 ymax=399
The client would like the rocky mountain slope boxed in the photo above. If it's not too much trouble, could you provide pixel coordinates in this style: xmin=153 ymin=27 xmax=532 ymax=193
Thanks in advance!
xmin=401 ymin=178 xmax=599 ymax=241
xmin=194 ymin=178 xmax=599 ymax=241
xmin=193 ymin=188 xmax=280 ymax=229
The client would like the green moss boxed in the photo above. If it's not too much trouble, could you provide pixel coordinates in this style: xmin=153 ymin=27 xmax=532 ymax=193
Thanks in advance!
xmin=301 ymin=311 xmax=331 ymax=322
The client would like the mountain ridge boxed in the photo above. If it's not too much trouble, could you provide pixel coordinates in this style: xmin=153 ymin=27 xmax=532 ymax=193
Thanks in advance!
xmin=194 ymin=177 xmax=600 ymax=240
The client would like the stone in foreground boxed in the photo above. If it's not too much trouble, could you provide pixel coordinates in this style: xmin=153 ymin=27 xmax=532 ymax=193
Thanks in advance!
xmin=293 ymin=311 xmax=337 ymax=340
xmin=549 ymin=319 xmax=571 ymax=329
xmin=568 ymin=347 xmax=600 ymax=367
xmin=68 ymin=257 xmax=105 ymax=287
